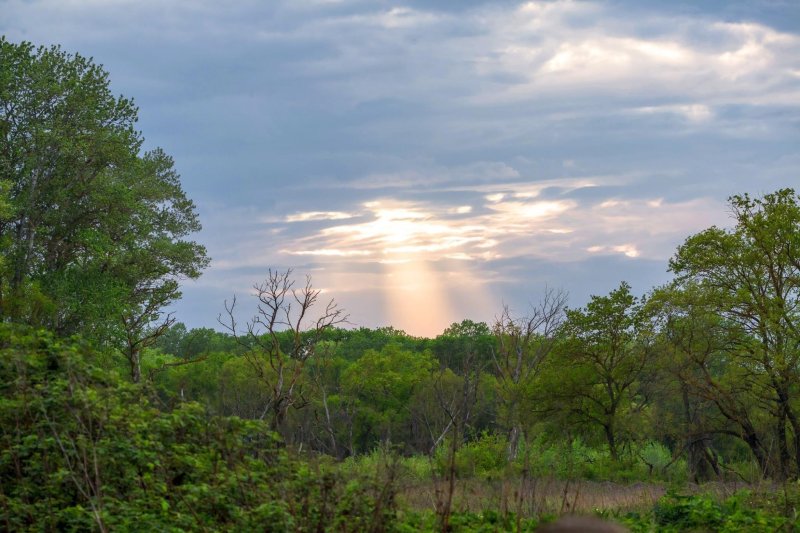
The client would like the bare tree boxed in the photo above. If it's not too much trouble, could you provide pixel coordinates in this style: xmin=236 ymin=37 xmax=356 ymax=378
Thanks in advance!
xmin=492 ymin=287 xmax=567 ymax=459
xmin=432 ymin=348 xmax=481 ymax=532
xmin=219 ymin=269 xmax=347 ymax=432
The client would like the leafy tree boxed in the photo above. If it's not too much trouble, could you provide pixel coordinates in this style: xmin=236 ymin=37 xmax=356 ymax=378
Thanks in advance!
xmin=431 ymin=319 xmax=495 ymax=371
xmin=154 ymin=323 xmax=240 ymax=359
xmin=645 ymin=284 xmax=727 ymax=481
xmin=330 ymin=326 xmax=428 ymax=361
xmin=341 ymin=343 xmax=435 ymax=452
xmin=552 ymin=282 xmax=655 ymax=461
xmin=669 ymin=188 xmax=800 ymax=479
xmin=0 ymin=39 xmax=208 ymax=381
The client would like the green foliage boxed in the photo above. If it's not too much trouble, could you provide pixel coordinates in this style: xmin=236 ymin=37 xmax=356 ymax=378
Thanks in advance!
xmin=616 ymin=491 xmax=797 ymax=532
xmin=0 ymin=38 xmax=208 ymax=382
xmin=342 ymin=343 xmax=435 ymax=449
xmin=548 ymin=282 xmax=654 ymax=461
xmin=668 ymin=189 xmax=800 ymax=479
xmin=439 ymin=432 xmax=508 ymax=479
xmin=0 ymin=326 xmax=399 ymax=531
xmin=431 ymin=319 xmax=495 ymax=370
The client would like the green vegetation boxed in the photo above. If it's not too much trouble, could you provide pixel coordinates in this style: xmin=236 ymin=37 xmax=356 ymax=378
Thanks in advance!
xmin=2 ymin=38 xmax=799 ymax=530
xmin=0 ymin=38 xmax=208 ymax=383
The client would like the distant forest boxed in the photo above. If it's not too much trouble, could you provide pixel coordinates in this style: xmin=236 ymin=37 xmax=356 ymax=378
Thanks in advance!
xmin=2 ymin=38 xmax=799 ymax=531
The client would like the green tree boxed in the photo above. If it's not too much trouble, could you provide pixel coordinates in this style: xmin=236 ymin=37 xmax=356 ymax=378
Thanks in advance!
xmin=552 ymin=282 xmax=655 ymax=461
xmin=669 ymin=188 xmax=800 ymax=479
xmin=341 ymin=343 xmax=435 ymax=452
xmin=0 ymin=39 xmax=208 ymax=381
xmin=645 ymin=284 xmax=727 ymax=481
xmin=431 ymin=319 xmax=495 ymax=371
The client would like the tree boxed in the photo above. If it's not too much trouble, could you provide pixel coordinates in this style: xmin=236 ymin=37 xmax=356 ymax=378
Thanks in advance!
xmin=0 ymin=39 xmax=208 ymax=381
xmin=491 ymin=288 xmax=567 ymax=459
xmin=669 ymin=188 xmax=800 ymax=479
xmin=431 ymin=319 xmax=494 ymax=371
xmin=645 ymin=285 xmax=727 ymax=482
xmin=111 ymin=149 xmax=208 ymax=382
xmin=220 ymin=269 xmax=347 ymax=433
xmin=553 ymin=282 xmax=654 ymax=461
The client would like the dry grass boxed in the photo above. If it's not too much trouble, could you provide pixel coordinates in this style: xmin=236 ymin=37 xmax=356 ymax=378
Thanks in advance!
xmin=397 ymin=477 xmax=667 ymax=518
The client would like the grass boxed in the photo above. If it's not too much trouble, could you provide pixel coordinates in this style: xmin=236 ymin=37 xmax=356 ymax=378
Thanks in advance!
xmin=397 ymin=477 xmax=666 ymax=516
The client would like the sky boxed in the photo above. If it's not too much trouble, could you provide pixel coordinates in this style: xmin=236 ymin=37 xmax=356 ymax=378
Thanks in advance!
xmin=3 ymin=0 xmax=799 ymax=336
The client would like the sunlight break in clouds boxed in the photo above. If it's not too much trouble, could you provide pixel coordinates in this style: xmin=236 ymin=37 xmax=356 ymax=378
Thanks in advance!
xmin=275 ymin=184 xmax=728 ymax=334
xmin=285 ymin=196 xmax=578 ymax=263
xmin=275 ymin=183 xmax=729 ymax=320
xmin=286 ymin=200 xmax=495 ymax=334
xmin=281 ymin=200 xmax=486 ymax=333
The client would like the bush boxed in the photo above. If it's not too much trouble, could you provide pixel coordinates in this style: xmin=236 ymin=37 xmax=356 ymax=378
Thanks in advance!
xmin=617 ymin=491 xmax=796 ymax=532
xmin=0 ymin=326 xmax=398 ymax=531
xmin=451 ymin=433 xmax=508 ymax=478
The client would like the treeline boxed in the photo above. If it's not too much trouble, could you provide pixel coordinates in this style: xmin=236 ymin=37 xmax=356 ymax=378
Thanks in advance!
xmin=147 ymin=188 xmax=800 ymax=484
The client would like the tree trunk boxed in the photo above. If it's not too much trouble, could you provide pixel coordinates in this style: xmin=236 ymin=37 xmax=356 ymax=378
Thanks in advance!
xmin=741 ymin=427 xmax=772 ymax=479
xmin=775 ymin=407 xmax=791 ymax=480
xmin=779 ymin=389 xmax=800 ymax=479
xmin=681 ymin=384 xmax=719 ymax=481
xmin=507 ymin=425 xmax=521 ymax=461
xmin=604 ymin=422 xmax=619 ymax=462
xmin=129 ymin=347 xmax=141 ymax=384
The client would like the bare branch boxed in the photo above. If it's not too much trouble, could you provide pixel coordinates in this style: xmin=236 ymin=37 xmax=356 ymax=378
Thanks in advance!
xmin=220 ymin=268 xmax=348 ymax=432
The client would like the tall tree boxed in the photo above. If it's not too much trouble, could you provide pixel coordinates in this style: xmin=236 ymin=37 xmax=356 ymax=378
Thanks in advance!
xmin=669 ymin=189 xmax=800 ymax=479
xmin=492 ymin=288 xmax=567 ymax=459
xmin=0 ymin=39 xmax=208 ymax=381
xmin=645 ymin=284 xmax=729 ymax=482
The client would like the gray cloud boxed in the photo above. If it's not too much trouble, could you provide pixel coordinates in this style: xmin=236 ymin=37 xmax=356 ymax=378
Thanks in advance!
xmin=3 ymin=0 xmax=798 ymax=335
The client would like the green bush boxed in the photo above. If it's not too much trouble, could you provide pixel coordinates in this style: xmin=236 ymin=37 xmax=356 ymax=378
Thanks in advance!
xmin=0 ymin=326 xmax=398 ymax=531
xmin=617 ymin=491 xmax=796 ymax=532
xmin=452 ymin=432 xmax=508 ymax=478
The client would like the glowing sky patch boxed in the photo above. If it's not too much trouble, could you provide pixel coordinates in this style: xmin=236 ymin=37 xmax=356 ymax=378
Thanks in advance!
xmin=286 ymin=211 xmax=355 ymax=222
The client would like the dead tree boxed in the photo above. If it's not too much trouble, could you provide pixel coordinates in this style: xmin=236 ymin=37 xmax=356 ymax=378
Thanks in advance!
xmin=433 ymin=348 xmax=481 ymax=532
xmin=492 ymin=287 xmax=567 ymax=459
xmin=219 ymin=269 xmax=347 ymax=433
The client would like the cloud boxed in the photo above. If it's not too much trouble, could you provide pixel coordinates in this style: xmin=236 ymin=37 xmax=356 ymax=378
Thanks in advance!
xmin=633 ymin=104 xmax=714 ymax=123
xmin=4 ymin=0 xmax=797 ymax=335
xmin=286 ymin=211 xmax=355 ymax=222
xmin=250 ymin=177 xmax=729 ymax=271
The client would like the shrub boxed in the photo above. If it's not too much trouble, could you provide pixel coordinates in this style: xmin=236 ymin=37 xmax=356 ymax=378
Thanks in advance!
xmin=0 ymin=326 xmax=397 ymax=531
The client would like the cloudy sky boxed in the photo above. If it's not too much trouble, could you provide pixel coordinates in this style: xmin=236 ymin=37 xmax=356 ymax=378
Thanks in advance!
xmin=3 ymin=0 xmax=799 ymax=336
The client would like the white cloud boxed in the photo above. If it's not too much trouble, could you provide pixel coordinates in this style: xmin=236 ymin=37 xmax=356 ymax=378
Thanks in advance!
xmin=286 ymin=211 xmax=355 ymax=222
xmin=633 ymin=104 xmax=714 ymax=123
